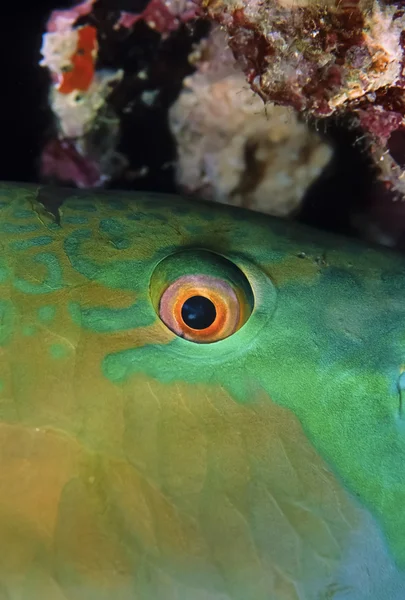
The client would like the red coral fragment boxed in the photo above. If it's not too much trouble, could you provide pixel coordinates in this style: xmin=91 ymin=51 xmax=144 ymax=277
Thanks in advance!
xmin=357 ymin=106 xmax=403 ymax=143
xmin=141 ymin=0 xmax=180 ymax=33
xmin=116 ymin=11 xmax=141 ymax=30
xmin=116 ymin=0 xmax=199 ymax=35
xmin=58 ymin=25 xmax=97 ymax=94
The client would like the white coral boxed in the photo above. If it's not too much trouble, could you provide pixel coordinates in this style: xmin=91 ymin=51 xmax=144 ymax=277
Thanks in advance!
xmin=169 ymin=27 xmax=333 ymax=216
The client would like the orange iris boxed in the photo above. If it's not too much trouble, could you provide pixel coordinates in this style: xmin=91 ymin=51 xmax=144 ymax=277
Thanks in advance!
xmin=159 ymin=274 xmax=246 ymax=343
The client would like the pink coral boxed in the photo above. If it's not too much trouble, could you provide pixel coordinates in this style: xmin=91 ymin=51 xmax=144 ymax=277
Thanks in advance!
xmin=46 ymin=0 xmax=95 ymax=33
xmin=115 ymin=0 xmax=199 ymax=35
xmin=40 ymin=139 xmax=104 ymax=188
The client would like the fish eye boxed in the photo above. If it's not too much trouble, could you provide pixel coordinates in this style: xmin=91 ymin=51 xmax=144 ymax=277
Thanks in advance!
xmin=150 ymin=250 xmax=254 ymax=344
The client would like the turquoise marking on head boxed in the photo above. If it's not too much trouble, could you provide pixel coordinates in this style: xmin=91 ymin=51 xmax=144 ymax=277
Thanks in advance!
xmin=69 ymin=300 xmax=152 ymax=333
xmin=64 ymin=216 xmax=89 ymax=225
xmin=0 ymin=263 xmax=8 ymax=284
xmin=11 ymin=236 xmax=53 ymax=251
xmin=37 ymin=306 xmax=57 ymax=323
xmin=99 ymin=219 xmax=128 ymax=238
xmin=13 ymin=209 xmax=36 ymax=219
xmin=0 ymin=300 xmax=15 ymax=345
xmin=49 ymin=343 xmax=68 ymax=358
xmin=22 ymin=325 xmax=36 ymax=337
xmin=67 ymin=201 xmax=97 ymax=212
xmin=14 ymin=252 xmax=64 ymax=294
xmin=0 ymin=223 xmax=39 ymax=233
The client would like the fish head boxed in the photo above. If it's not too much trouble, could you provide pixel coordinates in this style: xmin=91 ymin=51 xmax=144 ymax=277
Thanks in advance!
xmin=1 ymin=184 xmax=405 ymax=599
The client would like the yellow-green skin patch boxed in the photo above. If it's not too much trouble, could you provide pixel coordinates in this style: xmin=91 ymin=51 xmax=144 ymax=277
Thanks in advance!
xmin=0 ymin=182 xmax=404 ymax=599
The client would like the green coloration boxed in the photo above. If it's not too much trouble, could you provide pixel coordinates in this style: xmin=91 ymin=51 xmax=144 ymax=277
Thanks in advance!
xmin=0 ymin=265 xmax=8 ymax=284
xmin=22 ymin=325 xmax=36 ymax=336
xmin=185 ymin=224 xmax=204 ymax=234
xmin=0 ymin=300 xmax=15 ymax=345
xmin=126 ymin=212 xmax=142 ymax=221
xmin=64 ymin=215 xmax=89 ymax=225
xmin=105 ymin=200 xmax=127 ymax=211
xmin=49 ymin=343 xmax=68 ymax=359
xmin=10 ymin=235 xmax=53 ymax=251
xmin=69 ymin=299 xmax=152 ymax=333
xmin=13 ymin=209 xmax=36 ymax=219
xmin=48 ymin=222 xmax=62 ymax=231
xmin=0 ymin=182 xmax=405 ymax=599
xmin=67 ymin=200 xmax=98 ymax=212
xmin=0 ymin=222 xmax=39 ymax=233
xmin=37 ymin=306 xmax=56 ymax=323
xmin=99 ymin=219 xmax=132 ymax=250
xmin=99 ymin=218 xmax=127 ymax=237
xmin=14 ymin=252 xmax=64 ymax=294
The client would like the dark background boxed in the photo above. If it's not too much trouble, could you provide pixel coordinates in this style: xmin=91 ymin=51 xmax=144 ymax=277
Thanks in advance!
xmin=1 ymin=2 xmax=72 ymax=183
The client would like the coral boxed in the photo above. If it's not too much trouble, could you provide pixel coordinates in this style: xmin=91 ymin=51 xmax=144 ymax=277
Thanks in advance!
xmin=40 ymin=1 xmax=125 ymax=187
xmin=48 ymin=69 xmax=123 ymax=139
xmin=45 ymin=0 xmax=95 ymax=33
xmin=39 ymin=0 xmax=207 ymax=188
xmin=57 ymin=25 xmax=98 ymax=94
xmin=41 ymin=22 xmax=101 ymax=97
xmin=199 ymin=0 xmax=405 ymax=116
xmin=196 ymin=0 xmax=405 ymax=203
xmin=169 ymin=27 xmax=332 ymax=216
xmin=41 ymin=139 xmax=105 ymax=188
xmin=40 ymin=68 xmax=126 ymax=188
xmin=39 ymin=1 xmax=333 ymax=211
xmin=42 ymin=0 xmax=405 ymax=238
xmin=114 ymin=0 xmax=200 ymax=35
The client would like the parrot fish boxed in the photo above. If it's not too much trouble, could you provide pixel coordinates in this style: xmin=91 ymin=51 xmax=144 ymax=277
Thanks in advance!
xmin=0 ymin=181 xmax=405 ymax=600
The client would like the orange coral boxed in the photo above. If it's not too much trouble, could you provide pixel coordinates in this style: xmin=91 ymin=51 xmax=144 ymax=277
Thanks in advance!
xmin=58 ymin=25 xmax=97 ymax=94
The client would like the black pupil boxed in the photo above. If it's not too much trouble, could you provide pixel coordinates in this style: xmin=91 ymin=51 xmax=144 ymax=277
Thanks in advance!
xmin=181 ymin=295 xmax=217 ymax=330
